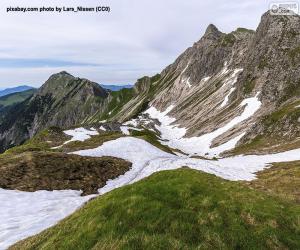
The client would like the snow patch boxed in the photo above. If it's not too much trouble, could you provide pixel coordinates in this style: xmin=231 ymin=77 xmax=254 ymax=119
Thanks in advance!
xmin=63 ymin=127 xmax=99 ymax=144
xmin=145 ymin=93 xmax=261 ymax=157
xmin=220 ymin=87 xmax=236 ymax=108
xmin=201 ymin=76 xmax=211 ymax=83
xmin=220 ymin=69 xmax=243 ymax=108
xmin=72 ymin=136 xmax=300 ymax=189
xmin=120 ymin=126 xmax=142 ymax=135
xmin=0 ymin=189 xmax=94 ymax=249
xmin=99 ymin=126 xmax=106 ymax=131
xmin=186 ymin=77 xmax=192 ymax=88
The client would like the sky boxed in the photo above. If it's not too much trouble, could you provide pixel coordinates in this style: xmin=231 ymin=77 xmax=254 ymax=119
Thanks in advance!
xmin=0 ymin=0 xmax=272 ymax=88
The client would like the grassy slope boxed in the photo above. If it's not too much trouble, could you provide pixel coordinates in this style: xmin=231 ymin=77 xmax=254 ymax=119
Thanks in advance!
xmin=12 ymin=169 xmax=300 ymax=250
xmin=245 ymin=161 xmax=300 ymax=203
xmin=0 ymin=89 xmax=35 ymax=108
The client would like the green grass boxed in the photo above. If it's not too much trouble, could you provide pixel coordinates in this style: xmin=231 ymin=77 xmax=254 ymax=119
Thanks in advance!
xmin=59 ymin=131 xmax=124 ymax=153
xmin=243 ymin=77 xmax=256 ymax=95
xmin=220 ymin=33 xmax=236 ymax=47
xmin=245 ymin=161 xmax=300 ymax=203
xmin=1 ymin=127 xmax=69 ymax=156
xmin=130 ymin=129 xmax=175 ymax=154
xmin=235 ymin=28 xmax=255 ymax=34
xmin=11 ymin=169 xmax=300 ymax=250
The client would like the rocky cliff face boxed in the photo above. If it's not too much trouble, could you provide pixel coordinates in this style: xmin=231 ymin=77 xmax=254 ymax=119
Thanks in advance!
xmin=0 ymin=72 xmax=109 ymax=152
xmin=112 ymin=11 xmax=300 ymax=152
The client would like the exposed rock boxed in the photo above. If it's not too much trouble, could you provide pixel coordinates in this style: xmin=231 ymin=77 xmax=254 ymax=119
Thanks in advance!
xmin=111 ymin=10 xmax=300 ymax=151
xmin=0 ymin=72 xmax=109 ymax=152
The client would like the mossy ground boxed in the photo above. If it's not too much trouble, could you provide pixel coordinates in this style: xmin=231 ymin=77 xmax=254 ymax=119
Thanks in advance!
xmin=245 ymin=161 xmax=300 ymax=203
xmin=0 ymin=152 xmax=131 ymax=195
xmin=1 ymin=127 xmax=70 ymax=156
xmin=130 ymin=129 xmax=176 ymax=154
xmin=11 ymin=169 xmax=300 ymax=250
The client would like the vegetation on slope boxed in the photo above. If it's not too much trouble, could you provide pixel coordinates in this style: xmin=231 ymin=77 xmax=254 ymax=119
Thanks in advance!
xmin=130 ymin=129 xmax=175 ymax=154
xmin=0 ymin=152 xmax=131 ymax=195
xmin=0 ymin=89 xmax=36 ymax=109
xmin=1 ymin=127 xmax=70 ymax=155
xmin=0 ymin=127 xmax=131 ymax=195
xmin=11 ymin=169 xmax=300 ymax=250
xmin=246 ymin=161 xmax=300 ymax=203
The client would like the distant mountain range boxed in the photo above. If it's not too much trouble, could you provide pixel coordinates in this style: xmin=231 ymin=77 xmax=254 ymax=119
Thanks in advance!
xmin=100 ymin=84 xmax=133 ymax=91
xmin=0 ymin=89 xmax=36 ymax=111
xmin=0 ymin=85 xmax=34 ymax=97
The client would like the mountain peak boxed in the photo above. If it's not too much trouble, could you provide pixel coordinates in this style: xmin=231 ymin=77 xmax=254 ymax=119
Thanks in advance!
xmin=203 ymin=24 xmax=222 ymax=39
xmin=57 ymin=71 xmax=73 ymax=77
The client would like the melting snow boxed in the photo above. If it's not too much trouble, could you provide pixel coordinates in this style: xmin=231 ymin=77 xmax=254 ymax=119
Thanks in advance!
xmin=3 ymin=131 xmax=300 ymax=248
xmin=201 ymin=76 xmax=211 ymax=83
xmin=220 ymin=69 xmax=243 ymax=108
xmin=145 ymin=92 xmax=261 ymax=157
xmin=120 ymin=126 xmax=142 ymax=135
xmin=72 ymin=136 xmax=300 ymax=189
xmin=0 ymin=189 xmax=94 ymax=249
xmin=99 ymin=126 xmax=106 ymax=131
xmin=186 ymin=77 xmax=192 ymax=88
xmin=63 ymin=127 xmax=99 ymax=144
xmin=220 ymin=87 xmax=236 ymax=108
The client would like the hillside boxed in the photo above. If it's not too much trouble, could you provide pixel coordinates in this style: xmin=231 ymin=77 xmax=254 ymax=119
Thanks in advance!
xmin=0 ymin=85 xmax=34 ymax=97
xmin=0 ymin=89 xmax=36 ymax=110
xmin=0 ymin=72 xmax=109 ymax=152
xmin=108 ymin=11 xmax=300 ymax=156
xmin=11 ymin=169 xmax=300 ymax=250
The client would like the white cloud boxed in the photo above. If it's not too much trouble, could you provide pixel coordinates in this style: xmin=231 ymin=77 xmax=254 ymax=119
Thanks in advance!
xmin=0 ymin=0 xmax=268 ymax=87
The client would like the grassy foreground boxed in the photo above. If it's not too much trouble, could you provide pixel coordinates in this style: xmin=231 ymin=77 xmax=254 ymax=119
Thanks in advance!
xmin=11 ymin=169 xmax=300 ymax=250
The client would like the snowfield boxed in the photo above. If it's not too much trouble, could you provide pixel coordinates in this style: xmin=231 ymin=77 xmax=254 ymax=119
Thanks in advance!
xmin=72 ymin=137 xmax=300 ymax=187
xmin=145 ymin=93 xmax=261 ymax=157
xmin=0 ymin=189 xmax=94 ymax=249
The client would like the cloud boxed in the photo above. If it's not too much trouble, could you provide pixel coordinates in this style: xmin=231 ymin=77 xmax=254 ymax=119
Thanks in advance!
xmin=0 ymin=0 xmax=269 ymax=88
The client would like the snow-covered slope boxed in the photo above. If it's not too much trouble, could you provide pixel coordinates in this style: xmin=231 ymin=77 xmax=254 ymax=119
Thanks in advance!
xmin=144 ymin=92 xmax=261 ymax=157
xmin=73 ymin=137 xmax=300 ymax=186
xmin=0 ymin=189 xmax=94 ymax=249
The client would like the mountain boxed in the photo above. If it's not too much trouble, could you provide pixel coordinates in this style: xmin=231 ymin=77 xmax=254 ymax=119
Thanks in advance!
xmin=2 ymin=10 xmax=300 ymax=249
xmin=101 ymin=84 xmax=133 ymax=91
xmin=109 ymin=11 xmax=300 ymax=155
xmin=1 ymin=11 xmax=300 ymax=155
xmin=0 ymin=72 xmax=109 ymax=152
xmin=0 ymin=89 xmax=36 ymax=110
xmin=0 ymin=85 xmax=34 ymax=97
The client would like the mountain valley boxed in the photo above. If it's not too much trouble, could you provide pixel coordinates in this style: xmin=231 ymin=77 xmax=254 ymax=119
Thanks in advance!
xmin=0 ymin=9 xmax=300 ymax=250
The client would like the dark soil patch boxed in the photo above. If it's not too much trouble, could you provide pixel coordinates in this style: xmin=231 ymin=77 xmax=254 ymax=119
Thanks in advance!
xmin=0 ymin=151 xmax=131 ymax=195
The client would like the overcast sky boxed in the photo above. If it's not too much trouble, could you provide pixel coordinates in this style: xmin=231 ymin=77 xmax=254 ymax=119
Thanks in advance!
xmin=0 ymin=0 xmax=272 ymax=88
